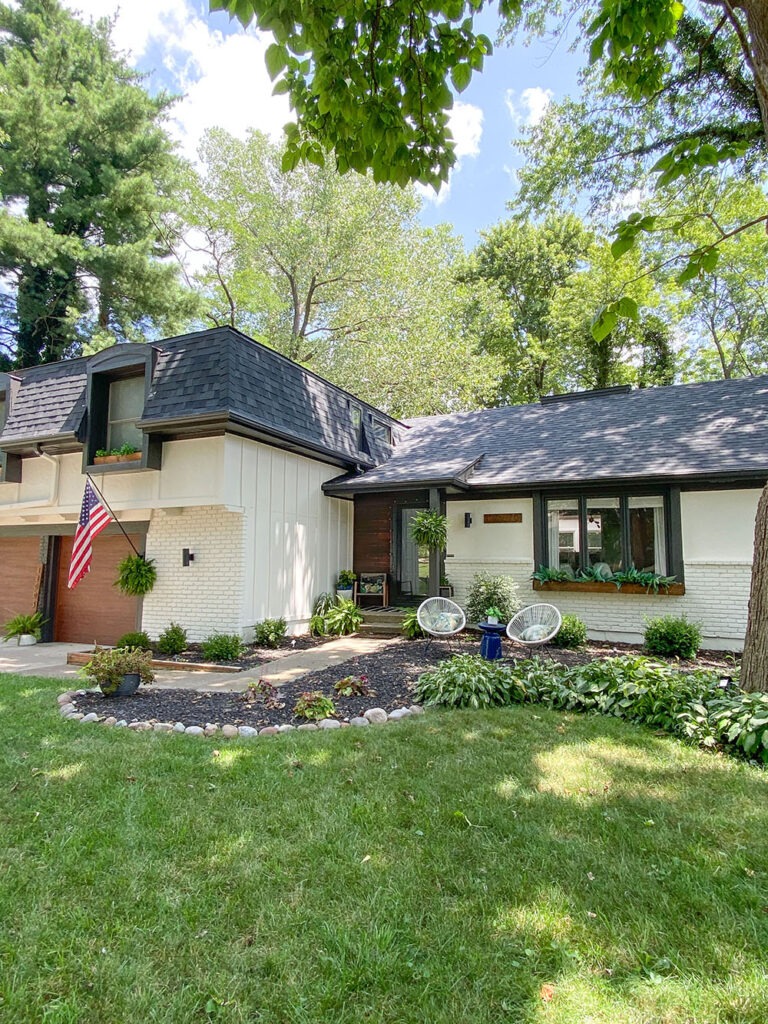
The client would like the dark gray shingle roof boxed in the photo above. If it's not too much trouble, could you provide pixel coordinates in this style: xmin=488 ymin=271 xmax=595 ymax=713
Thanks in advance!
xmin=1 ymin=358 xmax=87 ymax=442
xmin=326 ymin=375 xmax=768 ymax=492
xmin=0 ymin=328 xmax=401 ymax=467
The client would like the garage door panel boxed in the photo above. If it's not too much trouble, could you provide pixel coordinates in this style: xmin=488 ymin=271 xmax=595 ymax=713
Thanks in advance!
xmin=0 ymin=537 xmax=42 ymax=624
xmin=55 ymin=534 xmax=141 ymax=645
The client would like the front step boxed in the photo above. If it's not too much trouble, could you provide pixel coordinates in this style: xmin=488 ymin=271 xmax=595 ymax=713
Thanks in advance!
xmin=358 ymin=608 xmax=407 ymax=636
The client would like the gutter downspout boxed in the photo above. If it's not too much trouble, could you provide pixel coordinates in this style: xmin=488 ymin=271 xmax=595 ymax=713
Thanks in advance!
xmin=35 ymin=446 xmax=61 ymax=508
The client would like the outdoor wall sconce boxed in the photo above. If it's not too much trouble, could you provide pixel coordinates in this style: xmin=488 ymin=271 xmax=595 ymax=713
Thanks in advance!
xmin=182 ymin=548 xmax=195 ymax=566
xmin=464 ymin=512 xmax=473 ymax=528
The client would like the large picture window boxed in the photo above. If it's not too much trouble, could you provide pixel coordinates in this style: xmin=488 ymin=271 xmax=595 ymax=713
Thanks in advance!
xmin=545 ymin=493 xmax=669 ymax=575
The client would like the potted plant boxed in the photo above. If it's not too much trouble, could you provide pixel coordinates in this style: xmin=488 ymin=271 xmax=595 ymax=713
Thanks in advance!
xmin=409 ymin=509 xmax=447 ymax=551
xmin=2 ymin=611 xmax=46 ymax=646
xmin=485 ymin=606 xmax=503 ymax=625
xmin=94 ymin=443 xmax=141 ymax=465
xmin=336 ymin=569 xmax=356 ymax=601
xmin=115 ymin=554 xmax=157 ymax=596
xmin=439 ymin=575 xmax=454 ymax=598
xmin=81 ymin=645 xmax=155 ymax=696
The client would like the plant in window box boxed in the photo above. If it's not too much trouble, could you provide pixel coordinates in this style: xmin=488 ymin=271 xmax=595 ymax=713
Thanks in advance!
xmin=81 ymin=645 xmax=155 ymax=696
xmin=94 ymin=444 xmax=141 ymax=465
xmin=115 ymin=554 xmax=157 ymax=596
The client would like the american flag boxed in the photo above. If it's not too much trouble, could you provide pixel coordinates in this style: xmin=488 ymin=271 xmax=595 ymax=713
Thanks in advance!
xmin=68 ymin=480 xmax=113 ymax=589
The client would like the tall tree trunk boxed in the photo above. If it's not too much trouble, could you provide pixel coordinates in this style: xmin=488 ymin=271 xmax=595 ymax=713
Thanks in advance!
xmin=741 ymin=482 xmax=768 ymax=691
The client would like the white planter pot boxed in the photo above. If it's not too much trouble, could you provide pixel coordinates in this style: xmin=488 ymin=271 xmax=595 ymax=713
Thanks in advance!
xmin=486 ymin=617 xmax=499 ymax=625
xmin=336 ymin=589 xmax=354 ymax=602
xmin=18 ymin=634 xmax=38 ymax=646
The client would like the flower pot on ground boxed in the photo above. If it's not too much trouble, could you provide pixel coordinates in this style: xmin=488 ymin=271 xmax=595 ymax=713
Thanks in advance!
xmin=2 ymin=611 xmax=46 ymax=646
xmin=336 ymin=570 xmax=356 ymax=602
xmin=81 ymin=646 xmax=155 ymax=696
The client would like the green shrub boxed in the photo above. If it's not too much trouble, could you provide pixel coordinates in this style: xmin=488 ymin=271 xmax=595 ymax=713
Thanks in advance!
xmin=644 ymin=616 xmax=702 ymax=659
xmin=116 ymin=630 xmax=151 ymax=651
xmin=465 ymin=572 xmax=520 ymax=624
xmin=309 ymin=614 xmax=327 ymax=637
xmin=402 ymin=607 xmax=425 ymax=639
xmin=156 ymin=622 xmax=187 ymax=656
xmin=293 ymin=691 xmax=336 ymax=720
xmin=324 ymin=599 xmax=363 ymax=635
xmin=253 ymin=617 xmax=287 ymax=648
xmin=551 ymin=614 xmax=587 ymax=649
xmin=415 ymin=654 xmax=528 ymax=710
xmin=201 ymin=633 xmax=243 ymax=662
xmin=409 ymin=509 xmax=447 ymax=550
xmin=312 ymin=592 xmax=337 ymax=616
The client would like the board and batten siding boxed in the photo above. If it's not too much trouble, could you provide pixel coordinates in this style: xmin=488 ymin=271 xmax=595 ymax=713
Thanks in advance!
xmin=445 ymin=490 xmax=759 ymax=650
xmin=223 ymin=436 xmax=352 ymax=634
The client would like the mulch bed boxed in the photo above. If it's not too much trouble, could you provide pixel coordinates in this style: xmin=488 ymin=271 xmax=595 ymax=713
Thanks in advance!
xmin=71 ymin=636 xmax=739 ymax=730
xmin=159 ymin=634 xmax=328 ymax=670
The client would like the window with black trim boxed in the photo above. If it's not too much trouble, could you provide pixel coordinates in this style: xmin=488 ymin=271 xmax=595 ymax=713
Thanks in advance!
xmin=83 ymin=344 xmax=160 ymax=471
xmin=371 ymin=418 xmax=392 ymax=445
xmin=0 ymin=375 xmax=21 ymax=484
xmin=541 ymin=492 xmax=673 ymax=576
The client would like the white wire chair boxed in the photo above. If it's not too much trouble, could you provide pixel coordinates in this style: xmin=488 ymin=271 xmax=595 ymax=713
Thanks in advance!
xmin=417 ymin=597 xmax=466 ymax=649
xmin=506 ymin=604 xmax=562 ymax=647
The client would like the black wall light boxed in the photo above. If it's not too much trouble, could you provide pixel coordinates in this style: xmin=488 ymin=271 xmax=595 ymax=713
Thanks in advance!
xmin=182 ymin=548 xmax=195 ymax=567
xmin=464 ymin=512 xmax=473 ymax=528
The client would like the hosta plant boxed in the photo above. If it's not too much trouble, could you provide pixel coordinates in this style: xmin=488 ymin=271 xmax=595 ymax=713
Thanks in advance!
xmin=415 ymin=654 xmax=528 ymax=709
xmin=324 ymin=599 xmax=363 ymax=635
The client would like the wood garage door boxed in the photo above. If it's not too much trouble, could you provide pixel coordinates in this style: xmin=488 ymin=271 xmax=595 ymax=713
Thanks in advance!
xmin=54 ymin=534 xmax=141 ymax=645
xmin=0 ymin=536 xmax=42 ymax=624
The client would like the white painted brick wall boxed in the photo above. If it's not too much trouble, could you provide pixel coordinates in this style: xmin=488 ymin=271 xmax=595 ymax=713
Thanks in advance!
xmin=447 ymin=557 xmax=750 ymax=651
xmin=141 ymin=506 xmax=245 ymax=642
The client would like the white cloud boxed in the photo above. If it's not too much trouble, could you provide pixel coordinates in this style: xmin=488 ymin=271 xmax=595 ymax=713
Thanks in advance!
xmin=65 ymin=0 xmax=292 ymax=161
xmin=418 ymin=101 xmax=484 ymax=206
xmin=505 ymin=86 xmax=553 ymax=127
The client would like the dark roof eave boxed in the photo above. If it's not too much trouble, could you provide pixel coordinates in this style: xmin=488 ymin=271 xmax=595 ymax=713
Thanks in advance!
xmin=323 ymin=474 xmax=471 ymax=496
xmin=137 ymin=410 xmax=376 ymax=469
xmin=0 ymin=431 xmax=81 ymax=454
xmin=324 ymin=466 xmax=768 ymax=496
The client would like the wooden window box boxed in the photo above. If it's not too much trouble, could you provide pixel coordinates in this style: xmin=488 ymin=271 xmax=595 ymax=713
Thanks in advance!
xmin=532 ymin=580 xmax=685 ymax=596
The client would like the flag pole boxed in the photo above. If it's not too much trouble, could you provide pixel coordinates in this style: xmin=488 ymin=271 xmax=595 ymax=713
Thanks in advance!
xmin=86 ymin=474 xmax=142 ymax=558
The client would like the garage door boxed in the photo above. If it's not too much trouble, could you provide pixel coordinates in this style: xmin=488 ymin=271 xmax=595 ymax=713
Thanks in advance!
xmin=54 ymin=534 xmax=142 ymax=645
xmin=0 ymin=536 xmax=43 ymax=624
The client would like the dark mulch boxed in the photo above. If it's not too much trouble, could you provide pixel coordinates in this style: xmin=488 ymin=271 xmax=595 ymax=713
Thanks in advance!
xmin=72 ymin=636 xmax=740 ymax=730
xmin=159 ymin=634 xmax=328 ymax=669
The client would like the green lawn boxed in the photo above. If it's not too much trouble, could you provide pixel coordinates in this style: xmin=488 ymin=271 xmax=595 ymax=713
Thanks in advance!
xmin=1 ymin=674 xmax=767 ymax=1024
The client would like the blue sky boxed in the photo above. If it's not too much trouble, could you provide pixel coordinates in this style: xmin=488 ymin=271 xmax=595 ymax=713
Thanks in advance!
xmin=67 ymin=1 xmax=584 ymax=249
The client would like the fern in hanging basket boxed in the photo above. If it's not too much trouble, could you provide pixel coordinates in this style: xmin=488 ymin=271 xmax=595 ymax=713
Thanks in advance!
xmin=115 ymin=554 xmax=157 ymax=596
xmin=409 ymin=509 xmax=447 ymax=550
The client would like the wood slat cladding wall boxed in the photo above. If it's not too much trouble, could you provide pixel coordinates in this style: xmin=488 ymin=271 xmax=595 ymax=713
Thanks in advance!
xmin=54 ymin=534 xmax=141 ymax=645
xmin=353 ymin=494 xmax=393 ymax=573
xmin=0 ymin=537 xmax=42 ymax=624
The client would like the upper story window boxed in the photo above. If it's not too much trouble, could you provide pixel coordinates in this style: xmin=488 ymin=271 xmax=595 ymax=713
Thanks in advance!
xmin=371 ymin=418 xmax=392 ymax=445
xmin=348 ymin=402 xmax=362 ymax=447
xmin=545 ymin=493 xmax=669 ymax=575
xmin=83 ymin=343 xmax=160 ymax=472
xmin=107 ymin=376 xmax=144 ymax=451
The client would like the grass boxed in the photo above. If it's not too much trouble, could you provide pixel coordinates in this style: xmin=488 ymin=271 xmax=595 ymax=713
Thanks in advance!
xmin=1 ymin=674 xmax=767 ymax=1023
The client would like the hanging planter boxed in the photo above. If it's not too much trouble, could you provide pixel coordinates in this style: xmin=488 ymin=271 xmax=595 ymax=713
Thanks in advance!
xmin=409 ymin=509 xmax=447 ymax=550
xmin=115 ymin=554 xmax=157 ymax=596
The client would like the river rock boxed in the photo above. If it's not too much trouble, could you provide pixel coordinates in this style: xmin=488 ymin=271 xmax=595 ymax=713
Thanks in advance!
xmin=364 ymin=708 xmax=388 ymax=725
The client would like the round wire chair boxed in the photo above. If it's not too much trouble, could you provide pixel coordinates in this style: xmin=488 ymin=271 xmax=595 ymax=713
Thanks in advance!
xmin=417 ymin=597 xmax=466 ymax=647
xmin=506 ymin=604 xmax=562 ymax=646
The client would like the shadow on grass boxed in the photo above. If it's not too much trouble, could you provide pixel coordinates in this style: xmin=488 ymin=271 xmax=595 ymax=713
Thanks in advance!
xmin=0 ymin=679 xmax=767 ymax=1023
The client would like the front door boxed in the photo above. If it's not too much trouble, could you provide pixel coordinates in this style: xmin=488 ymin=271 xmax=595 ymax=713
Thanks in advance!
xmin=392 ymin=507 xmax=429 ymax=604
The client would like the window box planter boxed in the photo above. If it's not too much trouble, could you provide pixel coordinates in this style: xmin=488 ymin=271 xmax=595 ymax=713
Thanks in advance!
xmin=94 ymin=452 xmax=142 ymax=465
xmin=532 ymin=580 xmax=685 ymax=596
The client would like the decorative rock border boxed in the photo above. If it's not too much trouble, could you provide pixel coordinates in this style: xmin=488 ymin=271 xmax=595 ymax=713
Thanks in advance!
xmin=56 ymin=690 xmax=424 ymax=737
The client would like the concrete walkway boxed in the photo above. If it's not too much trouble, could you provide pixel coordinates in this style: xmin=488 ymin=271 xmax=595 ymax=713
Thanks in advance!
xmin=0 ymin=635 xmax=400 ymax=691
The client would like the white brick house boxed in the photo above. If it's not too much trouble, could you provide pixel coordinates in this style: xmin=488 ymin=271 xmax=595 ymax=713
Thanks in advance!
xmin=0 ymin=329 xmax=395 ymax=643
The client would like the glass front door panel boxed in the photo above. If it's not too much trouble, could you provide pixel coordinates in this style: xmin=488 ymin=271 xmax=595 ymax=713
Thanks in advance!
xmin=395 ymin=508 xmax=429 ymax=600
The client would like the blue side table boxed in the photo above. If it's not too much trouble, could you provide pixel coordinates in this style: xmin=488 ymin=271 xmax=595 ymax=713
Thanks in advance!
xmin=479 ymin=621 xmax=507 ymax=660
